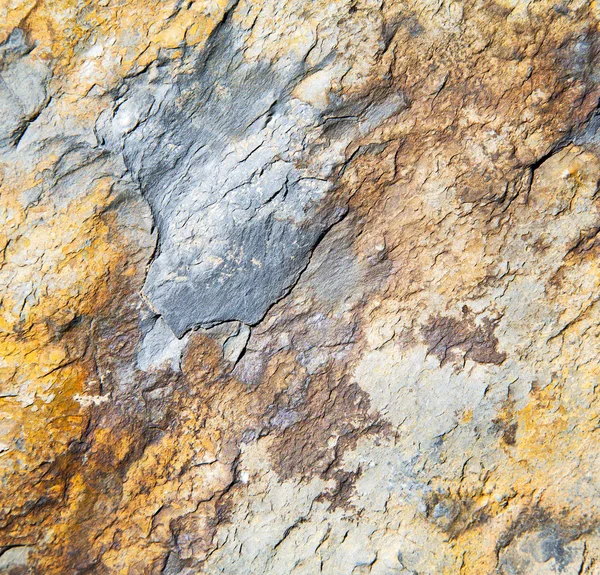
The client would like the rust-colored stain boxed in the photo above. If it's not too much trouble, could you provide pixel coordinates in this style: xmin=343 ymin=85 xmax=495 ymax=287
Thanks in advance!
xmin=2 ymin=0 xmax=600 ymax=573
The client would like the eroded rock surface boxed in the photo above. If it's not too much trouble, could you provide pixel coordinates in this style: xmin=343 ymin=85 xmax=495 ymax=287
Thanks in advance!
xmin=2 ymin=1 xmax=600 ymax=574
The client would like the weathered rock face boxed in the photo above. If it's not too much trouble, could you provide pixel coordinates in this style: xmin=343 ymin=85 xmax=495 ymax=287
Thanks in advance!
xmin=2 ymin=0 xmax=600 ymax=573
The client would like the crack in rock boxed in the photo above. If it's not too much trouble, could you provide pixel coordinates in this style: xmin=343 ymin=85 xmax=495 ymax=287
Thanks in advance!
xmin=98 ymin=18 xmax=406 ymax=337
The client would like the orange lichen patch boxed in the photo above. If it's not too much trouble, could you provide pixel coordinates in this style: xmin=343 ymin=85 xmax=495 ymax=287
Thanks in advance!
xmin=2 ymin=191 xmax=115 ymax=326
xmin=513 ymin=330 xmax=600 ymax=511
xmin=427 ymin=343 xmax=600 ymax=574
xmin=95 ymin=428 xmax=233 ymax=573
xmin=18 ymin=0 xmax=229 ymax=97
xmin=0 ymin=349 xmax=89 ymax=490
xmin=0 ymin=334 xmax=90 ymax=541
xmin=0 ymin=161 xmax=136 ymax=538
xmin=459 ymin=409 xmax=473 ymax=424
xmin=447 ymin=395 xmax=600 ymax=573
xmin=30 ymin=335 xmax=238 ymax=573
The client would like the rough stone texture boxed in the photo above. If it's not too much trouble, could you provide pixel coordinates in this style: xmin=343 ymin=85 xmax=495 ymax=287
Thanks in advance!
xmin=2 ymin=1 xmax=600 ymax=574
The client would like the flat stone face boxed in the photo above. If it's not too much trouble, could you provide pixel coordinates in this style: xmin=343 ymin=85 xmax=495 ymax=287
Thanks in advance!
xmin=0 ymin=28 xmax=50 ymax=147
xmin=4 ymin=1 xmax=600 ymax=574
xmin=104 ymin=19 xmax=402 ymax=335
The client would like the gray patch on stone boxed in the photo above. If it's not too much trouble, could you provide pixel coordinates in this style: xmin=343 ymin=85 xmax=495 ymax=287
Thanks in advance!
xmin=161 ymin=551 xmax=194 ymax=575
xmin=223 ymin=322 xmax=251 ymax=364
xmin=98 ymin=18 xmax=406 ymax=337
xmin=0 ymin=28 xmax=32 ymax=62
xmin=270 ymin=408 xmax=300 ymax=430
xmin=18 ymin=185 xmax=42 ymax=209
xmin=302 ymin=218 xmax=363 ymax=305
xmin=0 ymin=29 xmax=50 ymax=148
xmin=498 ymin=528 xmax=586 ymax=575
xmin=0 ymin=546 xmax=31 ymax=570
xmin=137 ymin=316 xmax=189 ymax=372
xmin=575 ymin=107 xmax=600 ymax=148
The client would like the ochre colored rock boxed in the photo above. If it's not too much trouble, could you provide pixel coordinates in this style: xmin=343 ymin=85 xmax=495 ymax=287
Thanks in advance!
xmin=2 ymin=1 xmax=600 ymax=574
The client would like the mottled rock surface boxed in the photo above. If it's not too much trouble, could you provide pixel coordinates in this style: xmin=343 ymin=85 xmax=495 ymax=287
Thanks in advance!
xmin=2 ymin=0 xmax=600 ymax=573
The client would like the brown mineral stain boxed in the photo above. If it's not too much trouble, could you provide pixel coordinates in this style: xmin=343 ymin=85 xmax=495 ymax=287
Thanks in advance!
xmin=421 ymin=312 xmax=506 ymax=367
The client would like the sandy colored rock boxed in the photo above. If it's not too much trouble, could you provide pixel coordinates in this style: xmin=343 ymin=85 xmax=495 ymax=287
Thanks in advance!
xmin=2 ymin=0 xmax=600 ymax=574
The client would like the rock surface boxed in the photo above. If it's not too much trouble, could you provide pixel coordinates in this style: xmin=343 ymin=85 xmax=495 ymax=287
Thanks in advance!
xmin=2 ymin=0 xmax=600 ymax=573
